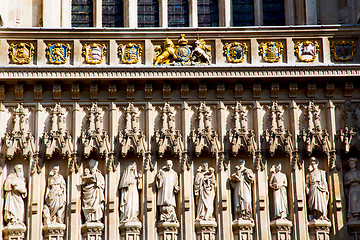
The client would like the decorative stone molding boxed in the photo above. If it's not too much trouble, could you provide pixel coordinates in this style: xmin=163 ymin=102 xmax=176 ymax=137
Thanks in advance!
xmin=344 ymin=80 xmax=354 ymax=97
xmin=108 ymin=83 xmax=117 ymax=100
xmin=289 ymin=82 xmax=298 ymax=98
xmin=43 ymin=103 xmax=73 ymax=159
xmin=3 ymin=224 xmax=27 ymax=240
xmin=234 ymin=83 xmax=243 ymax=99
xmin=180 ymin=82 xmax=189 ymax=99
xmin=299 ymin=101 xmax=331 ymax=156
xmin=271 ymin=82 xmax=279 ymax=98
xmin=127 ymin=83 xmax=135 ymax=100
xmin=262 ymin=102 xmax=293 ymax=156
xmin=34 ymin=83 xmax=43 ymax=100
xmin=308 ymin=220 xmax=331 ymax=240
xmin=189 ymin=102 xmax=221 ymax=157
xmin=195 ymin=220 xmax=217 ymax=240
xmin=144 ymin=83 xmax=153 ymax=99
xmin=15 ymin=83 xmax=24 ymax=101
xmin=43 ymin=224 xmax=66 ymax=240
xmin=81 ymin=222 xmax=104 ymax=240
xmin=53 ymin=83 xmax=61 ymax=100
xmin=253 ymin=82 xmax=261 ymax=98
xmin=119 ymin=222 xmax=142 ymax=240
xmin=307 ymin=82 xmax=316 ymax=98
xmin=337 ymin=100 xmax=359 ymax=153
xmin=90 ymin=83 xmax=98 ymax=100
xmin=227 ymin=102 xmax=256 ymax=156
xmin=118 ymin=103 xmax=147 ymax=157
xmin=154 ymin=103 xmax=183 ymax=157
xmin=157 ymin=222 xmax=179 ymax=240
xmin=270 ymin=219 xmax=293 ymax=240
xmin=216 ymin=82 xmax=225 ymax=99
xmin=81 ymin=103 xmax=110 ymax=159
xmin=199 ymin=83 xmax=207 ymax=99
xmin=0 ymin=84 xmax=5 ymax=101
xmin=3 ymin=103 xmax=35 ymax=161
xmin=325 ymin=82 xmax=334 ymax=98
xmin=232 ymin=219 xmax=255 ymax=240
xmin=163 ymin=83 xmax=171 ymax=99
xmin=71 ymin=83 xmax=80 ymax=100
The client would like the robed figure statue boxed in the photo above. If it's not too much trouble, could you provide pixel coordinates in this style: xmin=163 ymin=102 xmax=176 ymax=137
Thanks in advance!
xmin=269 ymin=163 xmax=288 ymax=220
xmin=119 ymin=162 xmax=143 ymax=222
xmin=344 ymin=158 xmax=360 ymax=221
xmin=4 ymin=164 xmax=27 ymax=226
xmin=81 ymin=159 xmax=105 ymax=223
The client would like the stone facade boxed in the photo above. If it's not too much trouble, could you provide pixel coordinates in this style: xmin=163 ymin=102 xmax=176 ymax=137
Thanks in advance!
xmin=0 ymin=18 xmax=360 ymax=240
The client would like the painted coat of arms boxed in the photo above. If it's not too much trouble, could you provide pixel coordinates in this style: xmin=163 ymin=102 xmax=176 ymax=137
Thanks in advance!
xmin=153 ymin=34 xmax=211 ymax=66
xmin=118 ymin=43 xmax=142 ymax=64
xmin=9 ymin=42 xmax=35 ymax=64
xmin=223 ymin=42 xmax=248 ymax=63
xmin=46 ymin=43 xmax=71 ymax=64
xmin=259 ymin=41 xmax=284 ymax=63
xmin=294 ymin=41 xmax=320 ymax=62
xmin=82 ymin=43 xmax=107 ymax=64
xmin=330 ymin=40 xmax=356 ymax=61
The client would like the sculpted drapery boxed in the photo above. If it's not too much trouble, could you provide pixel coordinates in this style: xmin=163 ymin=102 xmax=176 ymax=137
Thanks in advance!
xmin=344 ymin=158 xmax=360 ymax=221
xmin=4 ymin=164 xmax=27 ymax=226
xmin=194 ymin=162 xmax=216 ymax=221
xmin=269 ymin=163 xmax=288 ymax=220
xmin=230 ymin=159 xmax=254 ymax=220
xmin=156 ymin=160 xmax=179 ymax=222
xmin=306 ymin=157 xmax=329 ymax=221
xmin=82 ymin=159 xmax=105 ymax=223
xmin=43 ymin=165 xmax=66 ymax=225
xmin=119 ymin=162 xmax=143 ymax=222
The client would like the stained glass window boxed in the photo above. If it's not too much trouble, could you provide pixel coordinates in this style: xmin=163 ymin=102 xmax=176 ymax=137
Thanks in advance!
xmin=198 ymin=0 xmax=219 ymax=27
xmin=263 ymin=0 xmax=285 ymax=26
xmin=72 ymin=0 xmax=94 ymax=27
xmin=232 ymin=0 xmax=254 ymax=26
xmin=168 ymin=0 xmax=189 ymax=27
xmin=138 ymin=0 xmax=159 ymax=27
xmin=103 ymin=0 xmax=124 ymax=27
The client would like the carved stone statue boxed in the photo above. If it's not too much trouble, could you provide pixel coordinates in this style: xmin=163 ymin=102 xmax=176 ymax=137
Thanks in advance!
xmin=194 ymin=162 xmax=216 ymax=221
xmin=119 ymin=162 xmax=143 ymax=222
xmin=269 ymin=163 xmax=288 ymax=220
xmin=81 ymin=159 xmax=105 ymax=223
xmin=156 ymin=160 xmax=179 ymax=222
xmin=306 ymin=157 xmax=329 ymax=221
xmin=344 ymin=158 xmax=360 ymax=221
xmin=4 ymin=164 xmax=27 ymax=226
xmin=43 ymin=165 xmax=66 ymax=225
xmin=230 ymin=159 xmax=255 ymax=220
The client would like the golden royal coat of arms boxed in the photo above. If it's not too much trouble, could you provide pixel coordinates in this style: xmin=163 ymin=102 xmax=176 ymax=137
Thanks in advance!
xmin=118 ymin=43 xmax=143 ymax=64
xmin=82 ymin=43 xmax=107 ymax=64
xmin=294 ymin=41 xmax=320 ymax=62
xmin=259 ymin=41 xmax=284 ymax=63
xmin=223 ymin=42 xmax=248 ymax=63
xmin=46 ymin=43 xmax=71 ymax=64
xmin=9 ymin=42 xmax=35 ymax=64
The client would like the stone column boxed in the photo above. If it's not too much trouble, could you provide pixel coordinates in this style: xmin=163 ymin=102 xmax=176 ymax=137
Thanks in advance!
xmin=189 ymin=0 xmax=198 ymax=27
xmin=43 ymin=224 xmax=66 ymax=240
xmin=124 ymin=0 xmax=137 ymax=28
xmin=3 ymin=225 xmax=26 ymax=240
xmin=232 ymin=219 xmax=255 ymax=240
xmin=119 ymin=222 xmax=142 ymax=240
xmin=94 ymin=0 xmax=102 ymax=27
xmin=270 ymin=219 xmax=293 ymax=240
xmin=42 ymin=0 xmax=61 ymax=27
xmin=61 ymin=0 xmax=71 ymax=27
xmin=308 ymin=220 xmax=331 ymax=240
xmin=159 ymin=0 xmax=168 ymax=27
xmin=195 ymin=220 xmax=217 ymax=240
xmin=81 ymin=222 xmax=104 ymax=240
xmin=157 ymin=222 xmax=180 ymax=240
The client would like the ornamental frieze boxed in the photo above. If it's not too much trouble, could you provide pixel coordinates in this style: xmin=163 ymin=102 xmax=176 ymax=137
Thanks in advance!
xmin=8 ymin=42 xmax=35 ymax=64
xmin=154 ymin=34 xmax=211 ymax=66
xmin=46 ymin=43 xmax=71 ymax=64
xmin=330 ymin=40 xmax=356 ymax=61
xmin=294 ymin=40 xmax=320 ymax=62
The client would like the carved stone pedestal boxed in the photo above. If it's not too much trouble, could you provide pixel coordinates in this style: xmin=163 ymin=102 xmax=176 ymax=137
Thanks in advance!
xmin=43 ymin=223 xmax=66 ymax=240
xmin=81 ymin=222 xmax=104 ymax=240
xmin=157 ymin=222 xmax=180 ymax=240
xmin=308 ymin=220 xmax=331 ymax=240
xmin=232 ymin=219 xmax=255 ymax=240
xmin=195 ymin=220 xmax=217 ymax=240
xmin=3 ymin=224 xmax=26 ymax=240
xmin=270 ymin=219 xmax=293 ymax=240
xmin=119 ymin=221 xmax=142 ymax=240
xmin=347 ymin=220 xmax=360 ymax=240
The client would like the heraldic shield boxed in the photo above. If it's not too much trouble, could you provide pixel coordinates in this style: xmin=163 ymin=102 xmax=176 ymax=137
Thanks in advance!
xmin=119 ymin=43 xmax=143 ymax=64
xmin=46 ymin=43 xmax=71 ymax=64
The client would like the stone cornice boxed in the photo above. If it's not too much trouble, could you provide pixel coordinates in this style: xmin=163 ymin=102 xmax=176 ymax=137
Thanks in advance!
xmin=1 ymin=65 xmax=360 ymax=80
